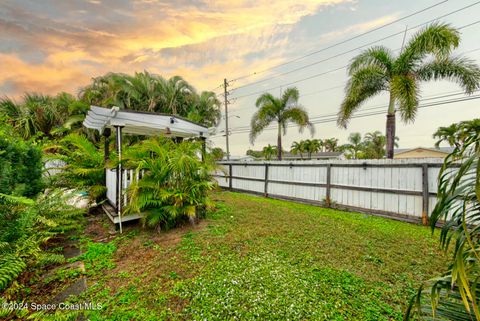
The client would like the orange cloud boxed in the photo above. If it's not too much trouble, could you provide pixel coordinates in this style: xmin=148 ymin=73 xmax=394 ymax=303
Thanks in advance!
xmin=0 ymin=0 xmax=357 ymax=97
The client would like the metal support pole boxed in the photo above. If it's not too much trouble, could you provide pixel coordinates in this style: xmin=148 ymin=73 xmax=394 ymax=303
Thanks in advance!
xmin=228 ymin=164 xmax=233 ymax=190
xmin=200 ymin=136 xmax=206 ymax=162
xmin=264 ymin=164 xmax=269 ymax=197
xmin=326 ymin=164 xmax=332 ymax=207
xmin=115 ymin=125 xmax=123 ymax=233
xmin=103 ymin=128 xmax=111 ymax=162
xmin=224 ymin=78 xmax=230 ymax=160
xmin=422 ymin=164 xmax=429 ymax=225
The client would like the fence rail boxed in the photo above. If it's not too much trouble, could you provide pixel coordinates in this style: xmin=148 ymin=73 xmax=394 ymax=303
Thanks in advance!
xmin=214 ymin=159 xmax=447 ymax=224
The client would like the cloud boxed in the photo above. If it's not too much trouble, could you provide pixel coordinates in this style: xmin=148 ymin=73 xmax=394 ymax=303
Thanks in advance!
xmin=0 ymin=0 xmax=355 ymax=97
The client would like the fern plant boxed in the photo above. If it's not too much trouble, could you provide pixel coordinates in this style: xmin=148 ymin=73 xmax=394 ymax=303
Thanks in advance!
xmin=0 ymin=190 xmax=84 ymax=294
xmin=120 ymin=138 xmax=217 ymax=230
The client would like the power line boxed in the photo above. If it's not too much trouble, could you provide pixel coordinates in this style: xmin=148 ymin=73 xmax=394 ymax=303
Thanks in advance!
xmin=226 ymin=88 xmax=478 ymax=127
xmin=228 ymin=0 xmax=450 ymax=83
xmin=230 ymin=2 xmax=480 ymax=94
xmin=229 ymin=18 xmax=480 ymax=101
xmin=210 ymin=93 xmax=480 ymax=137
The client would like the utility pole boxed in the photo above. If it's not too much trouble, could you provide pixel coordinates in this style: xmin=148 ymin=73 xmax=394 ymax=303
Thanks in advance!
xmin=223 ymin=78 xmax=230 ymax=160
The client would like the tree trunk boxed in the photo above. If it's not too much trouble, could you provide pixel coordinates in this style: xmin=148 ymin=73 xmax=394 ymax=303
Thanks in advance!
xmin=386 ymin=93 xmax=396 ymax=159
xmin=277 ymin=123 xmax=282 ymax=160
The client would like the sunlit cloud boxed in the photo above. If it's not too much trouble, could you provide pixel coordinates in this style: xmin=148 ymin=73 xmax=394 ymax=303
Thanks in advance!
xmin=0 ymin=0 xmax=360 ymax=97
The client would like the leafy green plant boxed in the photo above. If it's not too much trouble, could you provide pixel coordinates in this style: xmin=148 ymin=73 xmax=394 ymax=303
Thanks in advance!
xmin=121 ymin=137 xmax=217 ymax=230
xmin=0 ymin=190 xmax=84 ymax=294
xmin=45 ymin=133 xmax=106 ymax=200
xmin=0 ymin=122 xmax=43 ymax=197
xmin=406 ymin=121 xmax=480 ymax=319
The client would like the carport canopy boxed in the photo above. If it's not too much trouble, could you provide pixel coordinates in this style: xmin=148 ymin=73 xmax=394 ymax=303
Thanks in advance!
xmin=83 ymin=106 xmax=209 ymax=138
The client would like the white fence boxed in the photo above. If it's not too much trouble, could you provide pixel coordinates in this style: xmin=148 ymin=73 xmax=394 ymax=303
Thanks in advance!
xmin=106 ymin=168 xmax=145 ymax=209
xmin=214 ymin=159 xmax=447 ymax=224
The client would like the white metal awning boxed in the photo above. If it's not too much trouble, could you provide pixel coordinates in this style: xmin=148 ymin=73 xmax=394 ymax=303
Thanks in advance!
xmin=83 ymin=106 xmax=209 ymax=138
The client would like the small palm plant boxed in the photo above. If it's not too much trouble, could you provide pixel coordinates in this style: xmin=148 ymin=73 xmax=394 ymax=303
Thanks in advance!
xmin=290 ymin=141 xmax=306 ymax=160
xmin=121 ymin=138 xmax=217 ymax=230
xmin=303 ymin=139 xmax=322 ymax=159
xmin=250 ymin=87 xmax=314 ymax=160
xmin=262 ymin=144 xmax=277 ymax=160
xmin=45 ymin=133 xmax=106 ymax=200
xmin=344 ymin=132 xmax=363 ymax=159
xmin=406 ymin=122 xmax=480 ymax=320
xmin=338 ymin=22 xmax=480 ymax=159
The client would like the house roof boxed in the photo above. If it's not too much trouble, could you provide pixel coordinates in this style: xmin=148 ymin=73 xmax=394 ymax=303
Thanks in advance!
xmin=394 ymin=146 xmax=454 ymax=155
xmin=283 ymin=151 xmax=343 ymax=159
xmin=83 ymin=106 xmax=209 ymax=138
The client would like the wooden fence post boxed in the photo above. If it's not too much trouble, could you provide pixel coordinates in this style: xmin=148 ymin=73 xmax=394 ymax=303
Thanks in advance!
xmin=228 ymin=164 xmax=233 ymax=190
xmin=421 ymin=164 xmax=429 ymax=225
xmin=326 ymin=164 xmax=331 ymax=207
xmin=264 ymin=163 xmax=269 ymax=197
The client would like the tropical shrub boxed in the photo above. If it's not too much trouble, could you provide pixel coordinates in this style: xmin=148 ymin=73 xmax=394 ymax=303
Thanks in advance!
xmin=45 ymin=133 xmax=106 ymax=201
xmin=406 ymin=121 xmax=480 ymax=319
xmin=0 ymin=122 xmax=43 ymax=197
xmin=0 ymin=190 xmax=84 ymax=296
xmin=121 ymin=138 xmax=217 ymax=230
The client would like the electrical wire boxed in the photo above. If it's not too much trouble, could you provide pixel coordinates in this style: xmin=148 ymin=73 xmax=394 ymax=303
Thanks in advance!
xmin=228 ymin=0 xmax=450 ymax=83
xmin=210 ymin=93 xmax=480 ymax=137
xmin=230 ymin=6 xmax=480 ymax=95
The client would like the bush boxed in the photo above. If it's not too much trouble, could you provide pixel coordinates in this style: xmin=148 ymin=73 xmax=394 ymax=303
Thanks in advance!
xmin=45 ymin=133 xmax=106 ymax=201
xmin=121 ymin=138 xmax=217 ymax=230
xmin=0 ymin=191 xmax=84 ymax=295
xmin=0 ymin=123 xmax=43 ymax=197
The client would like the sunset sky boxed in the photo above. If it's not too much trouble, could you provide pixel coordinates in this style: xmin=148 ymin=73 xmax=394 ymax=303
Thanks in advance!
xmin=1 ymin=0 xmax=479 ymax=155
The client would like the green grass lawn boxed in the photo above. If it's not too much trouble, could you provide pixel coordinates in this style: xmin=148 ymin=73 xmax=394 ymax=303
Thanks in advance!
xmin=65 ymin=192 xmax=446 ymax=320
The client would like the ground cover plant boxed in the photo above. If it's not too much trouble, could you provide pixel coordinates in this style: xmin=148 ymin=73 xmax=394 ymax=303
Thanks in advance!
xmin=21 ymin=191 xmax=448 ymax=320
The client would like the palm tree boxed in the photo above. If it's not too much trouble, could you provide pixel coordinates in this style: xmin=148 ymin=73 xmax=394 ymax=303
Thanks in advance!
xmin=186 ymin=91 xmax=222 ymax=127
xmin=363 ymin=131 xmax=386 ymax=159
xmin=250 ymin=87 xmax=314 ymax=160
xmin=161 ymin=75 xmax=194 ymax=115
xmin=303 ymin=139 xmax=322 ymax=159
xmin=433 ymin=123 xmax=461 ymax=148
xmin=262 ymin=144 xmax=277 ymax=160
xmin=338 ymin=22 xmax=480 ymax=159
xmin=344 ymin=132 xmax=363 ymax=159
xmin=290 ymin=141 xmax=306 ymax=160
xmin=323 ymin=138 xmax=339 ymax=152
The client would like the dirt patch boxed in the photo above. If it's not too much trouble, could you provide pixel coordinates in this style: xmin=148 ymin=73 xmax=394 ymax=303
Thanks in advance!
xmin=102 ymin=220 xmax=209 ymax=290
xmin=84 ymin=209 xmax=116 ymax=241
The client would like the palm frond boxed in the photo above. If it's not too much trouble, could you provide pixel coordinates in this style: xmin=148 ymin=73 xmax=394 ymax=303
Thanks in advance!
xmin=348 ymin=46 xmax=395 ymax=75
xmin=338 ymin=66 xmax=387 ymax=127
xmin=417 ymin=56 xmax=480 ymax=94
xmin=390 ymin=74 xmax=419 ymax=122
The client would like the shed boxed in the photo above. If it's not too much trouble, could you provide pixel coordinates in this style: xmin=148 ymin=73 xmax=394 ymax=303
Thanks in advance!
xmin=83 ymin=106 xmax=209 ymax=232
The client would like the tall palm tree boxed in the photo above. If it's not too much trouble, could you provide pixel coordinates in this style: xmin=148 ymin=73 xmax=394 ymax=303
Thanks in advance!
xmin=290 ymin=141 xmax=306 ymax=160
xmin=338 ymin=22 xmax=480 ymax=159
xmin=250 ymin=87 xmax=314 ymax=160
xmin=262 ymin=144 xmax=277 ymax=160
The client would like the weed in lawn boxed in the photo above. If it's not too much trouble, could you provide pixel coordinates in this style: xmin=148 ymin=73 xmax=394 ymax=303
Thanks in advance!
xmin=72 ymin=241 xmax=117 ymax=274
